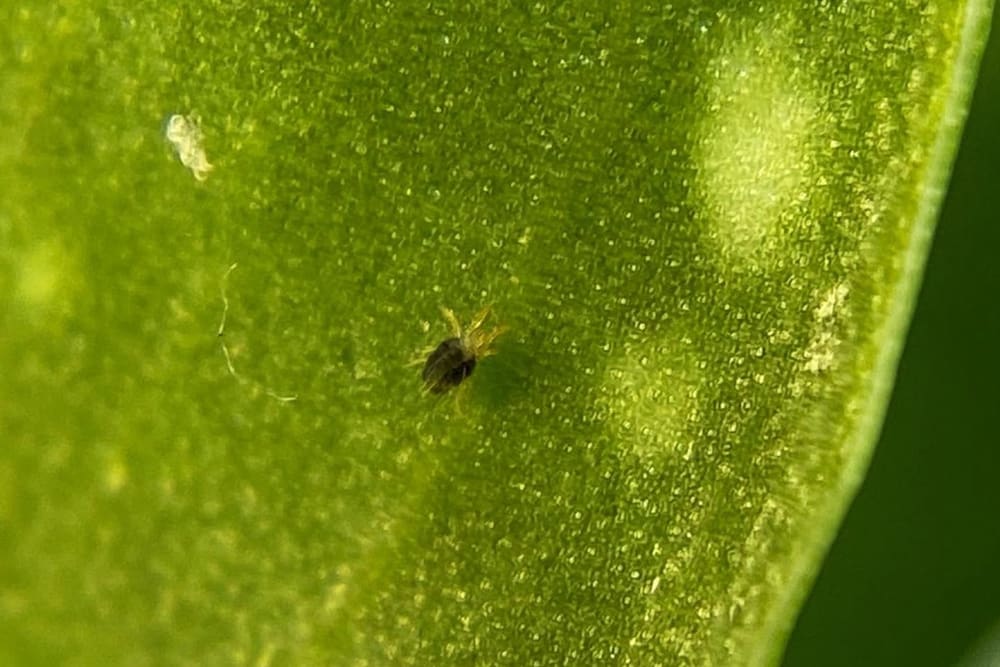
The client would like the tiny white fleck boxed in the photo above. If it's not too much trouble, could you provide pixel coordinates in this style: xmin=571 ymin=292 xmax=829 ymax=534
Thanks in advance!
xmin=165 ymin=114 xmax=213 ymax=181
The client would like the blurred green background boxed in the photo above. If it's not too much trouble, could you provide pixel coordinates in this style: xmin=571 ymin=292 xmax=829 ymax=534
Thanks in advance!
xmin=784 ymin=12 xmax=1000 ymax=667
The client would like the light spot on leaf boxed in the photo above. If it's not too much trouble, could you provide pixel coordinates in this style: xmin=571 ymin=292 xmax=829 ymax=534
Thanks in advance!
xmin=696 ymin=20 xmax=821 ymax=270
xmin=14 ymin=241 xmax=77 ymax=321
xmin=104 ymin=458 xmax=128 ymax=494
xmin=599 ymin=339 xmax=706 ymax=464
xmin=323 ymin=580 xmax=349 ymax=615
xmin=17 ymin=242 xmax=61 ymax=306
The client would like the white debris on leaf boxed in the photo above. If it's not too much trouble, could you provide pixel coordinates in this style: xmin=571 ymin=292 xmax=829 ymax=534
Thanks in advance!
xmin=803 ymin=283 xmax=850 ymax=374
xmin=165 ymin=114 xmax=213 ymax=181
xmin=803 ymin=331 xmax=838 ymax=374
xmin=815 ymin=283 xmax=849 ymax=321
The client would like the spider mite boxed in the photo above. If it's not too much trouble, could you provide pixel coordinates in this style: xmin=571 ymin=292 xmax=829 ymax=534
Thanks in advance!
xmin=419 ymin=306 xmax=506 ymax=395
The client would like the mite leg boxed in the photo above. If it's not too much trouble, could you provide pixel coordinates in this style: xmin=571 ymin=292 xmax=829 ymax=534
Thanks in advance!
xmin=451 ymin=381 xmax=469 ymax=415
xmin=467 ymin=305 xmax=492 ymax=333
xmin=440 ymin=306 xmax=463 ymax=338
xmin=407 ymin=352 xmax=432 ymax=367
xmin=476 ymin=325 xmax=509 ymax=357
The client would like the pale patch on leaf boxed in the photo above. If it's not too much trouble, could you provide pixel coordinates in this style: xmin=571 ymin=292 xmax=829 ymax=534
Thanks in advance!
xmin=104 ymin=458 xmax=128 ymax=494
xmin=695 ymin=19 xmax=822 ymax=271
xmin=13 ymin=240 xmax=78 ymax=322
xmin=598 ymin=338 xmax=707 ymax=464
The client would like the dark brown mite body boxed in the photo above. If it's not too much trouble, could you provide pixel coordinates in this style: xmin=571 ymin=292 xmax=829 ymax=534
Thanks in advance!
xmin=422 ymin=337 xmax=477 ymax=394
xmin=418 ymin=306 xmax=505 ymax=396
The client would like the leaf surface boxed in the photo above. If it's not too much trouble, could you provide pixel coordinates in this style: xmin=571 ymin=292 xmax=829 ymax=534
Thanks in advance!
xmin=0 ymin=2 xmax=992 ymax=665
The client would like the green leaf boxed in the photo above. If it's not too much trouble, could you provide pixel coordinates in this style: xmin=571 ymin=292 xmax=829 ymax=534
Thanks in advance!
xmin=0 ymin=2 xmax=992 ymax=665
xmin=785 ymin=19 xmax=1000 ymax=662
